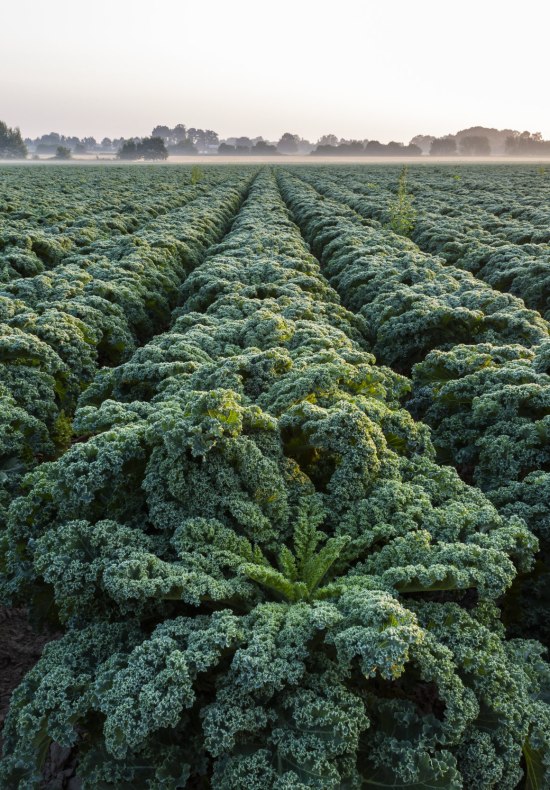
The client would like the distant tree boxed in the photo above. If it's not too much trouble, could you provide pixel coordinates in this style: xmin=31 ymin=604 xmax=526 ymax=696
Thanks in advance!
xmin=252 ymin=140 xmax=278 ymax=154
xmin=74 ymin=142 xmax=87 ymax=154
xmin=0 ymin=122 xmax=28 ymax=159
xmin=505 ymin=135 xmax=518 ymax=155
xmin=312 ymin=139 xmax=422 ymax=157
xmin=138 ymin=137 xmax=168 ymax=160
xmin=151 ymin=125 xmax=172 ymax=140
xmin=235 ymin=137 xmax=252 ymax=151
xmin=204 ymin=129 xmax=219 ymax=147
xmin=317 ymin=134 xmax=339 ymax=147
xmin=173 ymin=124 xmax=187 ymax=143
xmin=386 ymin=141 xmax=405 ymax=155
xmin=55 ymin=146 xmax=72 ymax=160
xmin=277 ymin=133 xmax=300 ymax=154
xmin=117 ymin=137 xmax=168 ymax=160
xmin=218 ymin=143 xmax=237 ymax=155
xmin=101 ymin=137 xmax=113 ymax=149
xmin=35 ymin=133 xmax=67 ymax=155
xmin=409 ymin=134 xmax=435 ymax=154
xmin=295 ymin=138 xmax=314 ymax=154
xmin=365 ymin=140 xmax=385 ymax=154
xmin=187 ymin=128 xmax=206 ymax=148
xmin=118 ymin=140 xmax=138 ymax=160
xmin=430 ymin=137 xmax=457 ymax=156
xmin=41 ymin=132 xmax=62 ymax=146
xmin=521 ymin=130 xmax=543 ymax=142
xmin=152 ymin=124 xmax=197 ymax=147
xmin=459 ymin=135 xmax=491 ymax=156
xmin=311 ymin=145 xmax=337 ymax=155
xmin=340 ymin=140 xmax=365 ymax=154
xmin=505 ymin=132 xmax=550 ymax=156
xmin=169 ymin=138 xmax=197 ymax=155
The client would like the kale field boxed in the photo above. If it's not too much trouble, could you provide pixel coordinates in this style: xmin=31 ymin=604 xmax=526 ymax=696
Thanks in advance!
xmin=0 ymin=163 xmax=549 ymax=789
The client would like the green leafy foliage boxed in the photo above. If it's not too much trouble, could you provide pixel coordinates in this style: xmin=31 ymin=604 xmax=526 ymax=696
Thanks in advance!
xmin=409 ymin=341 xmax=550 ymax=645
xmin=0 ymin=167 xmax=253 ymax=525
xmin=296 ymin=164 xmax=550 ymax=320
xmin=388 ymin=166 xmax=416 ymax=237
xmin=277 ymin=167 xmax=550 ymax=649
xmin=277 ymin=170 xmax=548 ymax=373
xmin=2 ymin=170 xmax=549 ymax=788
xmin=0 ymin=166 xmax=549 ymax=788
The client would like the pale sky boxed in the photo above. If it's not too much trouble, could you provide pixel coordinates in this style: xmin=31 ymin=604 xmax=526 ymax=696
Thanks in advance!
xmin=1 ymin=0 xmax=549 ymax=143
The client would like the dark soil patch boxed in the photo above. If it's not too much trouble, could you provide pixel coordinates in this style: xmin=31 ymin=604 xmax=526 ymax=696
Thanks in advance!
xmin=0 ymin=606 xmax=54 ymax=741
xmin=0 ymin=606 xmax=79 ymax=788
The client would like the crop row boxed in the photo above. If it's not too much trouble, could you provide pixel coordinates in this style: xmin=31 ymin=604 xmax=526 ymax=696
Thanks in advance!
xmin=1 ymin=171 xmax=548 ymax=788
xmin=304 ymin=167 xmax=550 ymax=320
xmin=0 ymin=167 xmax=233 ymax=283
xmin=0 ymin=175 xmax=253 ymax=528
xmin=277 ymin=169 xmax=550 ymax=646
xmin=280 ymin=171 xmax=548 ymax=369
xmin=335 ymin=166 xmax=550 ymax=241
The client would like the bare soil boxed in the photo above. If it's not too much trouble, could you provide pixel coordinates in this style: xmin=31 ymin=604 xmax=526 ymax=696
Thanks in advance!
xmin=0 ymin=607 xmax=79 ymax=787
xmin=0 ymin=607 xmax=53 ymax=738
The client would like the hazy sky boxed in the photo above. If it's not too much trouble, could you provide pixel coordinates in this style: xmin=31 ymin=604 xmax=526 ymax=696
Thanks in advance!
xmin=2 ymin=0 xmax=549 ymax=142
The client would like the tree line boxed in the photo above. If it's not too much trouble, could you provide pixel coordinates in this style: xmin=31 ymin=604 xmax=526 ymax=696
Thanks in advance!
xmin=2 ymin=121 xmax=550 ymax=160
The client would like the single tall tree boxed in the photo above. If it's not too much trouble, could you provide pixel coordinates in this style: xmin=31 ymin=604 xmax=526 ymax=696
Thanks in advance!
xmin=138 ymin=136 xmax=168 ymax=160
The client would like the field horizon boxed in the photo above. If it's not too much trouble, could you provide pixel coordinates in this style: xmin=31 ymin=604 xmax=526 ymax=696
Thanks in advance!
xmin=4 ymin=155 xmax=550 ymax=167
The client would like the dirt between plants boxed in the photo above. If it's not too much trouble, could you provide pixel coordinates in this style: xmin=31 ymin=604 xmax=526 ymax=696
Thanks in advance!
xmin=0 ymin=606 xmax=80 ymax=788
